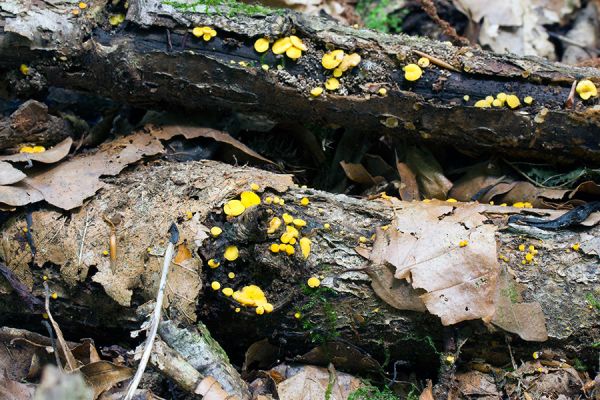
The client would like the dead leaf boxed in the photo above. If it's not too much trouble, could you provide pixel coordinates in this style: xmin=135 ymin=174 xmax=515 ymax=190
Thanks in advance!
xmin=295 ymin=342 xmax=381 ymax=374
xmin=339 ymin=161 xmax=377 ymax=185
xmin=0 ymin=370 xmax=35 ymax=400
xmin=406 ymin=147 xmax=452 ymax=199
xmin=419 ymin=380 xmax=434 ymax=400
xmin=454 ymin=371 xmax=500 ymax=398
xmin=0 ymin=138 xmax=73 ymax=164
xmin=0 ymin=162 xmax=26 ymax=185
xmin=396 ymin=162 xmax=419 ymax=201
xmin=173 ymin=243 xmax=193 ymax=265
xmin=448 ymin=161 xmax=506 ymax=202
xmin=80 ymin=361 xmax=132 ymax=399
xmin=275 ymin=364 xmax=362 ymax=400
xmin=243 ymin=339 xmax=279 ymax=372
xmin=0 ymin=182 xmax=43 ymax=207
xmin=71 ymin=340 xmax=102 ymax=365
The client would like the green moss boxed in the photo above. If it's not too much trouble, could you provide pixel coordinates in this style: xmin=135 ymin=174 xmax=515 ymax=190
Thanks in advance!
xmin=162 ymin=0 xmax=283 ymax=16
xmin=348 ymin=383 xmax=399 ymax=400
xmin=586 ymin=292 xmax=600 ymax=311
xmin=356 ymin=0 xmax=407 ymax=33
xmin=297 ymin=285 xmax=340 ymax=344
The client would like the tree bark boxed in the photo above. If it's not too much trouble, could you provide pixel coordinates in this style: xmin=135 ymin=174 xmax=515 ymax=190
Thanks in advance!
xmin=0 ymin=160 xmax=598 ymax=371
xmin=1 ymin=0 xmax=600 ymax=164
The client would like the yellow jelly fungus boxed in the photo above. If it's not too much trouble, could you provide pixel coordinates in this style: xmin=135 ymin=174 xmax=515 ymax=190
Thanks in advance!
xmin=42 ymin=313 xmax=49 ymax=319
xmin=265 ymin=196 xmax=273 ymax=204
xmin=264 ymin=303 xmax=274 ymax=313
xmin=19 ymin=146 xmax=34 ymax=153
xmin=185 ymin=211 xmax=193 ymax=220
xmin=232 ymin=285 xmax=268 ymax=308
xmin=496 ymin=92 xmax=507 ymax=101
xmin=51 ymin=292 xmax=58 ymax=300
xmin=222 ymin=287 xmax=234 ymax=297
xmin=339 ymin=53 xmax=361 ymax=72
xmin=528 ymin=245 xmax=535 ymax=252
xmin=211 ymin=281 xmax=221 ymax=290
xmin=524 ymin=96 xmax=533 ymax=105
xmin=525 ymin=253 xmax=534 ymax=262
xmin=576 ymin=79 xmax=597 ymax=100
xmin=224 ymin=200 xmax=245 ymax=217
xmin=146 ymin=247 xmax=152 ymax=253
xmin=278 ymin=243 xmax=287 ymax=252
xmin=403 ymin=64 xmax=422 ymax=81
xmin=289 ymin=237 xmax=297 ymax=245
xmin=300 ymin=197 xmax=309 ymax=206
xmin=228 ymin=272 xmax=235 ymax=279
xmin=256 ymin=306 xmax=265 ymax=315
xmin=463 ymin=95 xmax=470 ymax=101
xmin=270 ymin=243 xmax=280 ymax=253
xmin=492 ymin=99 xmax=502 ymax=107
xmin=103 ymin=250 xmax=109 ymax=256
xmin=109 ymin=13 xmax=125 ymax=26
xmin=267 ymin=217 xmax=282 ymax=234
xmin=286 ymin=225 xmax=299 ymax=238
xmin=273 ymin=196 xmax=281 ymax=205
xmin=32 ymin=146 xmax=45 ymax=153
xmin=210 ymin=226 xmax=222 ymax=237
xmin=506 ymin=95 xmax=521 ymax=109
xmin=286 ymin=46 xmax=302 ymax=60
xmin=325 ymin=78 xmax=340 ymax=91
xmin=300 ymin=237 xmax=311 ymax=259
xmin=518 ymin=244 xmax=526 ymax=252
xmin=459 ymin=240 xmax=468 ymax=247
xmin=272 ymin=37 xmax=292 ymax=55
xmin=359 ymin=236 xmax=367 ymax=243
xmin=78 ymin=2 xmax=87 ymax=8
xmin=378 ymin=88 xmax=387 ymax=96
xmin=285 ymin=244 xmax=295 ymax=255
xmin=293 ymin=218 xmax=306 ymax=228
xmin=20 ymin=64 xmax=29 ymax=75
xmin=533 ymin=351 xmax=540 ymax=359
xmin=323 ymin=223 xmax=331 ymax=230
xmin=445 ymin=355 xmax=455 ymax=364
xmin=294 ymin=312 xmax=301 ymax=319
xmin=192 ymin=27 xmax=203 ymax=37
xmin=224 ymin=246 xmax=239 ymax=261
xmin=474 ymin=99 xmax=490 ymax=108
xmin=485 ymin=96 xmax=494 ymax=104
xmin=22 ymin=227 xmax=28 ymax=233
xmin=261 ymin=64 xmax=269 ymax=71
xmin=72 ymin=8 xmax=80 ymax=15
xmin=381 ymin=225 xmax=390 ymax=231
xmin=280 ymin=232 xmax=291 ymax=244
xmin=43 ymin=275 xmax=48 ymax=281
xmin=208 ymin=259 xmax=220 ymax=269
xmin=307 ymin=276 xmax=320 ymax=288
xmin=310 ymin=87 xmax=323 ymax=97
xmin=290 ymin=36 xmax=307 ymax=51
xmin=321 ymin=50 xmax=345 ymax=69
xmin=282 ymin=213 xmax=294 ymax=225
xmin=417 ymin=57 xmax=430 ymax=68
xmin=572 ymin=243 xmax=580 ymax=251
xmin=250 ymin=183 xmax=260 ymax=191
xmin=235 ymin=307 xmax=241 ymax=313
xmin=333 ymin=68 xmax=343 ymax=78
xmin=240 ymin=191 xmax=261 ymax=208
xmin=254 ymin=38 xmax=269 ymax=53
xmin=446 ymin=198 xmax=458 ymax=203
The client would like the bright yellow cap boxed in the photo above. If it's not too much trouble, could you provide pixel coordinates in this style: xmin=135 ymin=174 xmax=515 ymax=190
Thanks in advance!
xmin=272 ymin=37 xmax=292 ymax=55
xmin=403 ymin=64 xmax=422 ymax=81
xmin=224 ymin=200 xmax=245 ymax=216
xmin=576 ymin=79 xmax=597 ymax=100
xmin=325 ymin=78 xmax=340 ymax=91
xmin=254 ymin=38 xmax=269 ymax=53
xmin=224 ymin=245 xmax=239 ymax=261
xmin=310 ymin=87 xmax=323 ymax=97
xmin=307 ymin=276 xmax=320 ymax=288
xmin=211 ymin=281 xmax=221 ymax=290
xmin=210 ymin=226 xmax=222 ymax=237
xmin=222 ymin=287 xmax=234 ymax=296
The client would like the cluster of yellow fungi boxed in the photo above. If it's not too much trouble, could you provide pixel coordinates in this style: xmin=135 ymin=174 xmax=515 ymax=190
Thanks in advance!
xmin=19 ymin=145 xmax=45 ymax=153
xmin=267 ymin=211 xmax=312 ymax=259
xmin=232 ymin=285 xmax=274 ymax=315
xmin=310 ymin=49 xmax=361 ymax=95
xmin=254 ymin=36 xmax=307 ymax=61
xmin=223 ymin=190 xmax=261 ymax=217
xmin=473 ymin=92 xmax=532 ymax=109
xmin=192 ymin=26 xmax=217 ymax=41
xmin=518 ymin=243 xmax=539 ymax=265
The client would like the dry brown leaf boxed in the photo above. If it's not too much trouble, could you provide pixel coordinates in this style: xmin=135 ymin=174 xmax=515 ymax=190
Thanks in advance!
xmin=0 ymin=138 xmax=73 ymax=164
xmin=173 ymin=243 xmax=193 ymax=265
xmin=340 ymin=161 xmax=377 ymax=185
xmin=80 ymin=361 xmax=132 ymax=399
xmin=0 ymin=161 xmax=26 ymax=185
xmin=454 ymin=371 xmax=500 ymax=398
xmin=275 ymin=364 xmax=362 ymax=400
xmin=448 ymin=161 xmax=506 ymax=202
xmin=71 ymin=340 xmax=102 ymax=365
xmin=406 ymin=147 xmax=452 ymax=199
xmin=151 ymin=124 xmax=273 ymax=164
xmin=419 ymin=380 xmax=434 ymax=400
xmin=0 ymin=182 xmax=43 ymax=207
xmin=396 ymin=162 xmax=419 ymax=201
xmin=0 ymin=370 xmax=35 ymax=400
xmin=295 ymin=342 xmax=381 ymax=374
xmin=495 ymin=181 xmax=543 ymax=207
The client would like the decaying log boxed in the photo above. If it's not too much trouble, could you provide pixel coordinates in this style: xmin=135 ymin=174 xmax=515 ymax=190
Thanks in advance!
xmin=1 ymin=1 xmax=600 ymax=164
xmin=0 ymin=160 xmax=598 ymax=372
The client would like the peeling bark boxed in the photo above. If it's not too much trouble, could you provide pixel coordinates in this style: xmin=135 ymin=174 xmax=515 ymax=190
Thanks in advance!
xmin=1 ymin=1 xmax=600 ymax=164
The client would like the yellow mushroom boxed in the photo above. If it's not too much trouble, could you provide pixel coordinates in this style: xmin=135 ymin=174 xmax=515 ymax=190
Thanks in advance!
xmin=267 ymin=217 xmax=282 ymax=234
xmin=417 ymin=57 xmax=430 ymax=67
xmin=211 ymin=281 xmax=221 ymax=290
xmin=290 ymin=36 xmax=307 ymax=51
xmin=325 ymin=78 xmax=340 ymax=91
xmin=208 ymin=259 xmax=220 ymax=269
xmin=300 ymin=197 xmax=309 ymax=206
xmin=240 ymin=191 xmax=261 ymax=208
xmin=210 ymin=226 xmax=222 ymax=237
xmin=310 ymin=87 xmax=323 ymax=97
xmin=506 ymin=95 xmax=521 ymax=109
xmin=299 ymin=237 xmax=311 ymax=259
xmin=232 ymin=285 xmax=269 ymax=308
xmin=523 ymin=96 xmax=534 ymax=105
xmin=224 ymin=245 xmax=239 ymax=261
xmin=222 ymin=287 xmax=234 ymax=296
xmin=338 ymin=53 xmax=361 ymax=72
xmin=286 ymin=46 xmax=302 ymax=60
xmin=254 ymin=38 xmax=270 ymax=53
xmin=272 ymin=37 xmax=292 ymax=55
xmin=321 ymin=50 xmax=345 ymax=70
xmin=224 ymin=200 xmax=245 ymax=217
xmin=307 ymin=276 xmax=320 ymax=288
xmin=403 ymin=64 xmax=422 ymax=81
xmin=576 ymin=79 xmax=597 ymax=100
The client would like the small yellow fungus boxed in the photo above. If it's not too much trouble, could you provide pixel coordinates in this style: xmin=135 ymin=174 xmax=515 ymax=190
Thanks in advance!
xmin=254 ymin=38 xmax=270 ymax=53
xmin=72 ymin=8 xmax=80 ymax=15
xmin=524 ymin=96 xmax=533 ymax=105
xmin=445 ymin=355 xmax=455 ymax=364
xmin=463 ymin=95 xmax=470 ymax=101
xmin=307 ymin=276 xmax=321 ymax=288
xmin=286 ymin=225 xmax=299 ymax=238
xmin=280 ymin=232 xmax=292 ymax=244
xmin=210 ymin=226 xmax=222 ymax=237
xmin=572 ymin=243 xmax=580 ymax=251
xmin=521 ymin=260 xmax=527 ymax=265
xmin=146 ymin=247 xmax=152 ymax=253
xmin=256 ymin=306 xmax=265 ymax=315
xmin=232 ymin=285 xmax=268 ymax=308
xmin=185 ymin=211 xmax=193 ymax=220
xmin=321 ymin=50 xmax=345 ymax=69
xmin=289 ymin=237 xmax=297 ymax=245
xmin=576 ymin=79 xmax=597 ymax=100
xmin=224 ymin=246 xmax=239 ymax=261
xmin=323 ymin=223 xmax=331 ymax=230
xmin=446 ymin=198 xmax=458 ymax=203
xmin=518 ymin=244 xmax=526 ymax=251
xmin=78 ymin=2 xmax=87 ymax=9
xmin=273 ymin=196 xmax=281 ymax=205
xmin=293 ymin=218 xmax=306 ymax=228
xmin=270 ymin=243 xmax=280 ymax=253
xmin=267 ymin=217 xmax=282 ymax=234
xmin=42 ymin=313 xmax=49 ymax=319
xmin=43 ymin=275 xmax=48 ymax=281
xmin=506 ymin=95 xmax=521 ymax=109
xmin=19 ymin=146 xmax=34 ymax=153
xmin=474 ymin=99 xmax=491 ymax=108
xmin=459 ymin=240 xmax=468 ymax=247
xmin=192 ymin=27 xmax=204 ymax=37
xmin=263 ymin=303 xmax=274 ymax=313
xmin=290 ymin=36 xmax=307 ymax=51
xmin=19 ymin=64 xmax=29 ymax=75
xmin=103 ymin=250 xmax=109 ymax=256
xmin=417 ymin=57 xmax=430 ymax=68
xmin=310 ymin=87 xmax=323 ymax=97
xmin=250 ymin=183 xmax=260 ymax=191
xmin=294 ymin=312 xmax=301 ymax=319
xmin=32 ymin=146 xmax=45 ymax=153
xmin=299 ymin=237 xmax=311 ymax=259
xmin=286 ymin=46 xmax=302 ymax=60
xmin=300 ymin=197 xmax=309 ymax=206
xmin=22 ymin=227 xmax=28 ymax=233
xmin=359 ymin=236 xmax=367 ymax=243
xmin=109 ymin=13 xmax=125 ymax=26
xmin=485 ymin=96 xmax=494 ymax=104
xmin=381 ymin=225 xmax=390 ymax=231
xmin=51 ymin=292 xmax=58 ymax=300
xmin=496 ymin=93 xmax=507 ymax=102
xmin=282 ymin=213 xmax=294 ymax=225
xmin=222 ymin=287 xmax=234 ymax=297
xmin=224 ymin=200 xmax=245 ymax=217
xmin=272 ymin=37 xmax=292 ymax=55
xmin=403 ymin=64 xmax=422 ymax=81
xmin=265 ymin=196 xmax=273 ymax=204
xmin=492 ymin=99 xmax=502 ymax=107
xmin=339 ymin=53 xmax=361 ymax=71
xmin=285 ymin=244 xmax=295 ymax=255
xmin=333 ymin=68 xmax=343 ymax=78
xmin=228 ymin=272 xmax=235 ymax=279
xmin=325 ymin=78 xmax=340 ymax=91
xmin=261 ymin=64 xmax=269 ymax=71
xmin=235 ymin=307 xmax=241 ymax=313
xmin=240 ymin=191 xmax=261 ymax=208
xmin=208 ymin=259 xmax=220 ymax=269
xmin=211 ymin=281 xmax=220 ymax=290
xmin=528 ymin=245 xmax=535 ymax=252
xmin=533 ymin=351 xmax=540 ymax=359
xmin=525 ymin=253 xmax=534 ymax=262
xmin=278 ymin=243 xmax=287 ymax=252
xmin=378 ymin=88 xmax=387 ymax=96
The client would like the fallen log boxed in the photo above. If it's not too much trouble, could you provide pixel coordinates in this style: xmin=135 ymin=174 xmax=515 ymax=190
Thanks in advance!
xmin=0 ymin=160 xmax=598 ymax=374
xmin=1 ymin=1 xmax=600 ymax=164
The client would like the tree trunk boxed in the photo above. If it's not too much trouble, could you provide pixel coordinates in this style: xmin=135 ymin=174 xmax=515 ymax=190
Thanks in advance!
xmin=0 ymin=160 xmax=598 ymax=372
xmin=1 ymin=0 xmax=600 ymax=164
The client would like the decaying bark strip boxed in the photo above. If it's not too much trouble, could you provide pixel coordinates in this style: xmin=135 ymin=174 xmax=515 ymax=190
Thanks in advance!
xmin=0 ymin=160 xmax=598 ymax=370
xmin=1 ymin=0 xmax=600 ymax=164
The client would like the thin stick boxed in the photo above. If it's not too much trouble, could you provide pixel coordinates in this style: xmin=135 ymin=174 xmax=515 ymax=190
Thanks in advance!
xmin=413 ymin=50 xmax=460 ymax=72
xmin=124 ymin=223 xmax=179 ymax=400
xmin=77 ymin=209 xmax=91 ymax=266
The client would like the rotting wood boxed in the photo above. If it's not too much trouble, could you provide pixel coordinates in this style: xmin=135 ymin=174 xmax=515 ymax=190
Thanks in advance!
xmin=0 ymin=160 xmax=598 ymax=372
xmin=1 ymin=1 xmax=600 ymax=164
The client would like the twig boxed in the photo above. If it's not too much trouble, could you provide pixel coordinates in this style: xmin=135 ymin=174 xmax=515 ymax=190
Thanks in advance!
xmin=41 ymin=320 xmax=61 ymax=370
xmin=413 ymin=50 xmax=460 ymax=72
xmin=124 ymin=223 xmax=179 ymax=400
xmin=505 ymin=335 xmax=517 ymax=372
xmin=418 ymin=0 xmax=470 ymax=46
xmin=77 ymin=209 xmax=91 ymax=266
